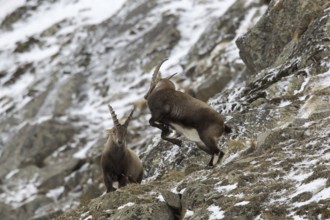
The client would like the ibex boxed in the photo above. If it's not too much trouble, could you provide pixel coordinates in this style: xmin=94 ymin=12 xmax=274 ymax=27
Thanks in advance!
xmin=101 ymin=105 xmax=143 ymax=192
xmin=144 ymin=60 xmax=231 ymax=166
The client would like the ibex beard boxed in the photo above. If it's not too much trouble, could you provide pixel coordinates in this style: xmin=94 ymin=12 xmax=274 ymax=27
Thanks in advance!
xmin=145 ymin=59 xmax=231 ymax=167
xmin=101 ymin=104 xmax=143 ymax=193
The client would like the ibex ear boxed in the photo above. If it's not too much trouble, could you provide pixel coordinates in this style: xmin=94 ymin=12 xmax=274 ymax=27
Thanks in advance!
xmin=124 ymin=107 xmax=135 ymax=128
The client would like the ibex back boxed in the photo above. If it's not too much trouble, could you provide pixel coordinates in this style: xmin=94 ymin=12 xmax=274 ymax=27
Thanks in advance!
xmin=145 ymin=60 xmax=231 ymax=166
xmin=101 ymin=105 xmax=143 ymax=193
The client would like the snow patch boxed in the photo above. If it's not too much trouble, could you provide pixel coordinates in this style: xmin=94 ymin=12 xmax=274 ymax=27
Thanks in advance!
xmin=118 ymin=202 xmax=135 ymax=210
xmin=223 ymin=152 xmax=240 ymax=164
xmin=215 ymin=183 xmax=237 ymax=193
xmin=5 ymin=169 xmax=19 ymax=180
xmin=0 ymin=175 xmax=39 ymax=207
xmin=294 ymin=75 xmax=310 ymax=95
xmin=294 ymin=186 xmax=330 ymax=207
xmin=18 ymin=45 xmax=60 ymax=63
xmin=312 ymin=69 xmax=330 ymax=91
xmin=234 ymin=201 xmax=250 ymax=206
xmin=80 ymin=211 xmax=92 ymax=220
xmin=73 ymin=138 xmax=98 ymax=159
xmin=291 ymin=178 xmax=328 ymax=206
xmin=287 ymin=171 xmax=313 ymax=183
xmin=0 ymin=0 xmax=127 ymax=49
xmin=46 ymin=186 xmax=65 ymax=200
xmin=159 ymin=0 xmax=236 ymax=73
xmin=184 ymin=209 xmax=194 ymax=218
xmin=156 ymin=194 xmax=165 ymax=202
xmin=0 ymin=0 xmax=25 ymax=22
xmin=179 ymin=188 xmax=186 ymax=194
xmin=207 ymin=204 xmax=225 ymax=220
xmin=279 ymin=100 xmax=291 ymax=107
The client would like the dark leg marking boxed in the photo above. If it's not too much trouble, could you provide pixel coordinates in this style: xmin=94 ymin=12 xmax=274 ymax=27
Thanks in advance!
xmin=161 ymin=129 xmax=182 ymax=147
xmin=118 ymin=175 xmax=128 ymax=188
xmin=104 ymin=173 xmax=116 ymax=193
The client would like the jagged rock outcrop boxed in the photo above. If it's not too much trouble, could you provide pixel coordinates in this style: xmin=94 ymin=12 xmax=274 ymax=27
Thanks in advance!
xmin=0 ymin=0 xmax=329 ymax=219
xmin=236 ymin=0 xmax=327 ymax=73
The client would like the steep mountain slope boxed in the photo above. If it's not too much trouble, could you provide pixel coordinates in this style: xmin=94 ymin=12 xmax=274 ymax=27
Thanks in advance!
xmin=0 ymin=0 xmax=329 ymax=219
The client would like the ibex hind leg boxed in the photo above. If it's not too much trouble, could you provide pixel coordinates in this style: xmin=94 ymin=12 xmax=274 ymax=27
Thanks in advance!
xmin=199 ymin=128 xmax=224 ymax=167
xmin=208 ymin=151 xmax=224 ymax=167
xmin=137 ymin=170 xmax=143 ymax=184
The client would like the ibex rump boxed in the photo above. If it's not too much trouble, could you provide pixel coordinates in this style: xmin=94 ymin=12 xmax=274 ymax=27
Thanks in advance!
xmin=101 ymin=105 xmax=143 ymax=192
xmin=145 ymin=60 xmax=231 ymax=166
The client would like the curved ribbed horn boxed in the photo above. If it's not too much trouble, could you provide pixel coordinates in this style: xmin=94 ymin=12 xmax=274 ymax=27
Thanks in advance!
xmin=108 ymin=104 xmax=120 ymax=127
xmin=151 ymin=59 xmax=168 ymax=84
xmin=124 ymin=107 xmax=135 ymax=128
xmin=167 ymin=72 xmax=177 ymax=79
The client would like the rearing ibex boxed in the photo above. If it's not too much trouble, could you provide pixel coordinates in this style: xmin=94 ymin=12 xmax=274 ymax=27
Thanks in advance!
xmin=101 ymin=105 xmax=143 ymax=193
xmin=144 ymin=60 xmax=231 ymax=166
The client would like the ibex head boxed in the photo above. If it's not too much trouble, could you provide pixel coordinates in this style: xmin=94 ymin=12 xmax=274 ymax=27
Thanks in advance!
xmin=144 ymin=59 xmax=177 ymax=100
xmin=107 ymin=104 xmax=135 ymax=146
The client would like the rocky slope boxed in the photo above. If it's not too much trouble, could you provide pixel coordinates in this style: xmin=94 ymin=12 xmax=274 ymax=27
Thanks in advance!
xmin=0 ymin=0 xmax=329 ymax=219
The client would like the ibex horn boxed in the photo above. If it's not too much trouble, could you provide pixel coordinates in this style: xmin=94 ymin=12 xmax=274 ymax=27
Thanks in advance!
xmin=108 ymin=104 xmax=120 ymax=127
xmin=151 ymin=58 xmax=168 ymax=84
xmin=124 ymin=107 xmax=135 ymax=128
xmin=167 ymin=72 xmax=177 ymax=79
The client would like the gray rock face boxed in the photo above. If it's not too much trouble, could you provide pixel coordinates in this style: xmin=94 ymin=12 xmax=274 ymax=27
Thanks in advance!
xmin=184 ymin=0 xmax=265 ymax=101
xmin=0 ymin=119 xmax=76 ymax=178
xmin=0 ymin=0 xmax=329 ymax=220
xmin=236 ymin=0 xmax=326 ymax=73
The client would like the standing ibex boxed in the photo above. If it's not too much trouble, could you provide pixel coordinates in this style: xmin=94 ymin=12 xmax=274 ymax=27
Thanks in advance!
xmin=144 ymin=60 xmax=231 ymax=166
xmin=101 ymin=105 xmax=143 ymax=192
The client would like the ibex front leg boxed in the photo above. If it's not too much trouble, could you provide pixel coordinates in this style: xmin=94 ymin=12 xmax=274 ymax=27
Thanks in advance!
xmin=161 ymin=127 xmax=182 ymax=147
xmin=149 ymin=117 xmax=168 ymax=131
xmin=103 ymin=173 xmax=116 ymax=193
xmin=149 ymin=118 xmax=182 ymax=147
xmin=199 ymin=126 xmax=225 ymax=166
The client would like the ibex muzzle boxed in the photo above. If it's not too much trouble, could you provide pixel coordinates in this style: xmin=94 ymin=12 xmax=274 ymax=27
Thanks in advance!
xmin=101 ymin=105 xmax=143 ymax=193
xmin=145 ymin=60 xmax=231 ymax=166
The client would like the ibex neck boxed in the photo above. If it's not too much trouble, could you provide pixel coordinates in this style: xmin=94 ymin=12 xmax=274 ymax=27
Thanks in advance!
xmin=105 ymin=138 xmax=126 ymax=153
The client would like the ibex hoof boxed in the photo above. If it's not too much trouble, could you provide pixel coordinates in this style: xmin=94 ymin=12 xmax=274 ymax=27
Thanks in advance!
xmin=162 ymin=129 xmax=171 ymax=136
xmin=205 ymin=164 xmax=215 ymax=169
xmin=175 ymin=140 xmax=183 ymax=147
xmin=207 ymin=152 xmax=224 ymax=167
xmin=212 ymin=153 xmax=220 ymax=166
